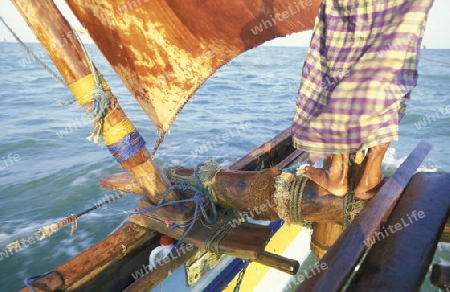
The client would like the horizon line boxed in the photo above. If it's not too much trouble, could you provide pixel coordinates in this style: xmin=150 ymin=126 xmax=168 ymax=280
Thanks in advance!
xmin=1 ymin=40 xmax=449 ymax=50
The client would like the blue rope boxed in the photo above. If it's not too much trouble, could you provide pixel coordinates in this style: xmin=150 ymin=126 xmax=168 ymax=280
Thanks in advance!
xmin=158 ymin=163 xmax=217 ymax=224
xmin=104 ymin=193 xmax=203 ymax=264
xmin=132 ymin=191 xmax=204 ymax=253
xmin=25 ymin=163 xmax=218 ymax=288
xmin=106 ymin=131 xmax=146 ymax=163
xmin=152 ymin=162 xmax=218 ymax=251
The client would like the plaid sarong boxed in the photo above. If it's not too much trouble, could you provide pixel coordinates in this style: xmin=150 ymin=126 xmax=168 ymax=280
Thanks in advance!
xmin=292 ymin=0 xmax=434 ymax=155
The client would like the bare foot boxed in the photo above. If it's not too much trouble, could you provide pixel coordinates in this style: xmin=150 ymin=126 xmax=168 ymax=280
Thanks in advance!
xmin=305 ymin=153 xmax=349 ymax=197
xmin=354 ymin=143 xmax=390 ymax=199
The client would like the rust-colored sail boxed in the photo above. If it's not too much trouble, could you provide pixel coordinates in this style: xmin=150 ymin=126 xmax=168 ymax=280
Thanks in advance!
xmin=64 ymin=0 xmax=320 ymax=135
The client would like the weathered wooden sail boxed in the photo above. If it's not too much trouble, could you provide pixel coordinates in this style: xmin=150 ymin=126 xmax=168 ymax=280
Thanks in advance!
xmin=63 ymin=0 xmax=320 ymax=138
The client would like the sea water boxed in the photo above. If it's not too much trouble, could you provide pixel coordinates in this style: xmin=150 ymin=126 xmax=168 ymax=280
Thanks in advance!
xmin=0 ymin=42 xmax=449 ymax=291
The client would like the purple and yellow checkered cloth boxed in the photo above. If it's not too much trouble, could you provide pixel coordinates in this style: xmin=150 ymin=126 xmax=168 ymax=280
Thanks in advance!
xmin=292 ymin=0 xmax=434 ymax=155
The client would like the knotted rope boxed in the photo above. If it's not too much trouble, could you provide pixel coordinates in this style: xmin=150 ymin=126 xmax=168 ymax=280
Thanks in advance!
xmin=68 ymin=69 xmax=110 ymax=143
xmin=343 ymin=194 xmax=366 ymax=227
xmin=110 ymin=162 xmax=219 ymax=255
xmin=204 ymin=219 xmax=233 ymax=253
xmin=274 ymin=163 xmax=312 ymax=226
xmin=344 ymin=150 xmax=367 ymax=227
xmin=157 ymin=162 xmax=218 ymax=225
xmin=3 ymin=215 xmax=78 ymax=261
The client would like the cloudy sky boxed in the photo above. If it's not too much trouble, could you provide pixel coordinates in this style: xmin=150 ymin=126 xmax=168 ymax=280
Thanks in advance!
xmin=1 ymin=0 xmax=449 ymax=48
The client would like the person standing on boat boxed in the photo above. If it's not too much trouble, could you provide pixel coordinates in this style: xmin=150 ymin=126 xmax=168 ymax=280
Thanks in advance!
xmin=292 ymin=0 xmax=434 ymax=198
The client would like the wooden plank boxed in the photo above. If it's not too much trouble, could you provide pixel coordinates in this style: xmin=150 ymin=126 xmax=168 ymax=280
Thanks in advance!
xmin=275 ymin=149 xmax=308 ymax=169
xmin=100 ymin=172 xmax=142 ymax=194
xmin=130 ymin=211 xmax=272 ymax=259
xmin=229 ymin=127 xmax=295 ymax=170
xmin=297 ymin=141 xmax=432 ymax=292
xmin=348 ymin=172 xmax=450 ymax=291
xmin=18 ymin=224 xmax=157 ymax=292
xmin=18 ymin=272 xmax=63 ymax=292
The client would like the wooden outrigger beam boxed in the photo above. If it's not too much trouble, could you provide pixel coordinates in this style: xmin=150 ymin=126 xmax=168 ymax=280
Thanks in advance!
xmin=123 ymin=130 xmax=305 ymax=291
xmin=11 ymin=0 xmax=178 ymax=204
xmin=101 ymin=167 xmax=356 ymax=223
xmin=100 ymin=123 xmax=352 ymax=224
xmin=297 ymin=141 xmax=433 ymax=291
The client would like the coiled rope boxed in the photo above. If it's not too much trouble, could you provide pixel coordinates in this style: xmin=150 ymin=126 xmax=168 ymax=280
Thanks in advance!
xmin=274 ymin=163 xmax=312 ymax=226
xmin=343 ymin=186 xmax=366 ymax=227
xmin=275 ymin=160 xmax=368 ymax=227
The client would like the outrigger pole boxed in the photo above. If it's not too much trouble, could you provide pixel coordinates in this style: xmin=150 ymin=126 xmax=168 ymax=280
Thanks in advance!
xmin=11 ymin=0 xmax=179 ymax=204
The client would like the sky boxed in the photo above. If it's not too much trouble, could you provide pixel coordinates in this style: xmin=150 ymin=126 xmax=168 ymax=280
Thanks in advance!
xmin=0 ymin=0 xmax=449 ymax=48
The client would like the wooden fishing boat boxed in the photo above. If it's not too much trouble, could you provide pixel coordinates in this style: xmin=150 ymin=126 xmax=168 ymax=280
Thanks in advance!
xmin=4 ymin=0 xmax=450 ymax=291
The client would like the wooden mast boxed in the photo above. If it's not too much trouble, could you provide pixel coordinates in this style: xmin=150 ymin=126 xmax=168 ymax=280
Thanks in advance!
xmin=11 ymin=0 xmax=178 ymax=203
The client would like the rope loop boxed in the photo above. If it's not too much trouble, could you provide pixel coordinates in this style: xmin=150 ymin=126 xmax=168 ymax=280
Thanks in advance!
xmin=157 ymin=163 xmax=218 ymax=224
xmin=194 ymin=163 xmax=218 ymax=224
xmin=274 ymin=163 xmax=312 ymax=226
